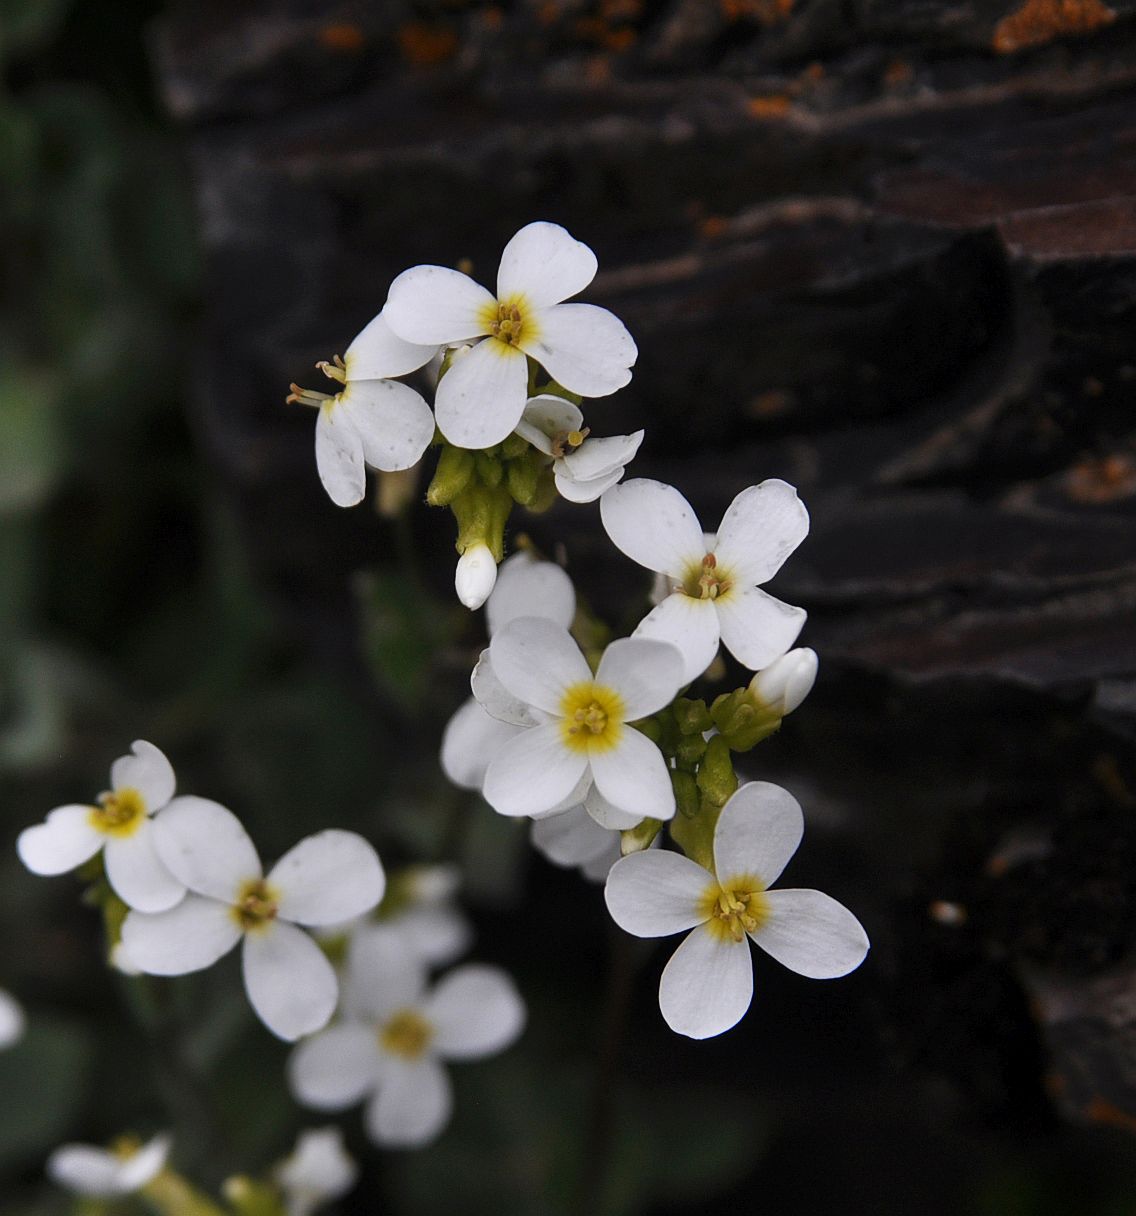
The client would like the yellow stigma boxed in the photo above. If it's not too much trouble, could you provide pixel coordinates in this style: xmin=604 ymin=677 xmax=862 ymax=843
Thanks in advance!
xmin=380 ymin=1009 xmax=433 ymax=1060
xmin=682 ymin=552 xmax=732 ymax=600
xmin=559 ymin=681 xmax=625 ymax=753
xmin=480 ymin=294 xmax=536 ymax=349
xmin=698 ymin=876 xmax=770 ymax=943
xmin=231 ymin=878 xmax=280 ymax=933
xmin=89 ymin=787 xmax=146 ymax=838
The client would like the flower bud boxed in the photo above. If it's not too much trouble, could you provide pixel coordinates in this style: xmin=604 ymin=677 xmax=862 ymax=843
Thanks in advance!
xmin=455 ymin=543 xmax=498 ymax=609
xmin=747 ymin=648 xmax=818 ymax=717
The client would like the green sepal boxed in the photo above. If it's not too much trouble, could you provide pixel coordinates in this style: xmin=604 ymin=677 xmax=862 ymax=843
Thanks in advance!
xmin=474 ymin=450 xmax=504 ymax=488
xmin=452 ymin=483 xmax=512 ymax=561
xmin=426 ymin=444 xmax=475 ymax=506
xmin=506 ymin=451 xmax=543 ymax=506
xmin=675 ymin=732 xmax=708 ymax=768
xmin=533 ymin=378 xmax=583 ymax=406
xmin=621 ymin=817 xmax=663 ymax=855
xmin=671 ymin=769 xmax=700 ymax=819
xmin=696 ymin=734 xmax=738 ymax=808
xmin=500 ymin=432 xmax=529 ymax=460
xmin=673 ymin=697 xmax=713 ymax=736
xmin=709 ymin=687 xmax=782 ymax=751
xmin=525 ymin=466 xmax=559 ymax=513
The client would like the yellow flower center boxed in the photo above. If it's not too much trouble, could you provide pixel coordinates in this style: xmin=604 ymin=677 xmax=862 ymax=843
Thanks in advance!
xmin=559 ymin=681 xmax=625 ymax=753
xmin=681 ymin=552 xmax=732 ymax=600
xmin=88 ymin=787 xmax=146 ymax=838
xmin=231 ymin=878 xmax=280 ymax=933
xmin=380 ymin=1009 xmax=433 ymax=1060
xmin=480 ymin=294 xmax=537 ymax=349
xmin=698 ymin=876 xmax=770 ymax=943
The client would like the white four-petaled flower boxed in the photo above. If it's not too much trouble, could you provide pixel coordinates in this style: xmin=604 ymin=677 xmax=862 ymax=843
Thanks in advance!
xmin=274 ymin=1127 xmax=358 ymax=1216
xmin=384 ymin=222 xmax=637 ymax=449
xmin=17 ymin=740 xmax=185 ymax=913
xmin=605 ymin=781 xmax=868 ymax=1039
xmin=288 ymin=311 xmax=437 ymax=508
xmin=477 ymin=617 xmax=685 ymax=826
xmin=121 ymin=798 xmax=385 ymax=1041
xmin=289 ymin=933 xmax=525 ymax=1149
xmin=600 ymin=478 xmax=809 ymax=683
xmin=47 ymin=1133 xmax=171 ymax=1199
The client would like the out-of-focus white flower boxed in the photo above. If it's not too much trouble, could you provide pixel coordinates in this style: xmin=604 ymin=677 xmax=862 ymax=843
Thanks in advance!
xmin=17 ymin=740 xmax=185 ymax=913
xmin=749 ymin=647 xmax=818 ymax=717
xmin=455 ymin=543 xmax=498 ymax=609
xmin=48 ymin=1133 xmax=171 ymax=1199
xmin=275 ymin=1127 xmax=358 ymax=1216
xmin=384 ymin=222 xmax=637 ymax=449
xmin=605 ymin=782 xmax=868 ymax=1039
xmin=477 ymin=618 xmax=684 ymax=824
xmin=516 ymin=395 xmax=643 ymax=503
xmin=0 ymin=988 xmax=25 ymax=1049
xmin=531 ymin=805 xmax=620 ymax=882
xmin=289 ymin=934 xmax=524 ymax=1149
xmin=287 ymin=311 xmax=437 ymax=508
xmin=600 ymin=478 xmax=809 ymax=682
xmin=121 ymin=798 xmax=385 ymax=1041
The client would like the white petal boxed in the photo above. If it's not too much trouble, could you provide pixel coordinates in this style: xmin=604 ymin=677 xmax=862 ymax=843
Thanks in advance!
xmin=441 ymin=698 xmax=524 ymax=790
xmin=531 ymin=805 xmax=614 ymax=867
xmin=751 ymin=889 xmax=870 ymax=979
xmin=116 ymin=1134 xmax=171 ymax=1191
xmin=557 ymin=430 xmax=643 ymax=483
xmin=48 ymin=1146 xmax=124 ymax=1197
xmin=749 ymin=647 xmax=818 ymax=716
xmin=659 ymin=926 xmax=754 ymax=1039
xmin=121 ymin=895 xmax=242 ymax=975
xmin=580 ymin=842 xmax=622 ymax=883
xmin=268 ymin=832 xmax=385 ymax=927
xmin=339 ymin=380 xmax=434 ymax=473
xmin=344 ymin=310 xmax=437 ymax=379
xmin=521 ymin=303 xmax=636 ymax=397
xmin=393 ymin=905 xmax=473 ymax=968
xmin=455 ymin=544 xmax=498 ymax=610
xmin=152 ymin=796 xmax=261 ymax=899
xmin=470 ymin=651 xmax=540 ymax=727
xmin=287 ymin=1023 xmax=383 ymax=1109
xmin=584 ymin=786 xmax=644 ymax=831
xmin=486 ymin=552 xmax=576 ymax=636
xmin=632 ymin=594 xmax=721 ymax=684
xmin=366 ymin=1057 xmax=452 ymax=1149
xmin=482 ymin=723 xmax=589 ymax=818
xmin=242 ymin=922 xmax=339 ymax=1041
xmin=595 ymin=636 xmax=685 ymax=721
xmin=343 ymin=925 xmax=428 ymax=1022
xmin=515 ymin=394 xmax=584 ymax=454
xmin=103 ymin=824 xmax=186 ymax=913
xmin=0 ymin=988 xmax=25 ymax=1049
xmin=589 ymin=728 xmax=675 ymax=821
xmin=713 ymin=479 xmax=810 ymax=586
xmin=384 ymin=265 xmax=495 ymax=345
xmin=434 ymin=337 xmax=529 ymax=448
xmin=17 ymin=806 xmax=103 ymax=875
xmin=426 ymin=965 xmax=525 ymax=1059
xmin=715 ymin=586 xmax=807 ymax=672
xmin=496 ymin=222 xmax=597 ymax=309
xmin=110 ymin=740 xmax=175 ymax=811
xmin=315 ymin=402 xmax=365 ymax=508
xmin=488 ymin=617 xmax=590 ymax=716
xmin=276 ymin=1127 xmax=358 ymax=1207
xmin=553 ymin=465 xmax=625 ymax=504
xmin=600 ymin=479 xmax=706 ymax=580
xmin=604 ymin=850 xmax=710 ymax=938
xmin=712 ymin=782 xmax=803 ymax=890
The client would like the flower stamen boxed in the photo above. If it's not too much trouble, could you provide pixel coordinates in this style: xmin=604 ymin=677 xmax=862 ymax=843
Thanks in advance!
xmin=682 ymin=552 xmax=732 ymax=600
xmin=89 ymin=788 xmax=146 ymax=838
xmin=232 ymin=878 xmax=280 ymax=933
xmin=380 ymin=1009 xmax=433 ymax=1060
xmin=700 ymin=877 xmax=769 ymax=942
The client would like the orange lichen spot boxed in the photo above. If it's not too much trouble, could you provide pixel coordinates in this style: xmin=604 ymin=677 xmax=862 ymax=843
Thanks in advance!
xmin=1085 ymin=1096 xmax=1136 ymax=1135
xmin=746 ymin=94 xmax=792 ymax=119
xmin=750 ymin=388 xmax=793 ymax=418
xmin=481 ymin=6 xmax=504 ymax=29
xmin=319 ymin=23 xmax=365 ymax=52
xmin=802 ymin=60 xmax=824 ymax=82
xmin=721 ymin=0 xmax=794 ymax=23
xmin=992 ymin=0 xmax=1116 ymax=53
xmin=583 ymin=54 xmax=613 ymax=84
xmin=699 ymin=215 xmax=729 ymax=238
xmin=397 ymin=22 xmax=459 ymax=65
xmin=538 ymin=1 xmax=561 ymax=25
xmin=883 ymin=58 xmax=914 ymax=86
xmin=1064 ymin=452 xmax=1136 ymax=503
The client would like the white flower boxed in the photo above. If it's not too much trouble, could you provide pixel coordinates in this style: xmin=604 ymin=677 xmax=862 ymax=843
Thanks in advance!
xmin=455 ymin=542 xmax=498 ymax=609
xmin=48 ymin=1132 xmax=171 ymax=1198
xmin=384 ymin=222 xmax=637 ymax=449
xmin=749 ymin=647 xmax=818 ymax=716
xmin=600 ymin=478 xmax=810 ymax=683
xmin=275 ymin=1127 xmax=358 ymax=1216
xmin=441 ymin=552 xmax=577 ymax=793
xmin=0 ymin=988 xmax=25 ymax=1049
xmin=120 ymin=798 xmax=385 ymax=1041
xmin=287 ymin=311 xmax=437 ymax=508
xmin=478 ymin=618 xmax=685 ymax=824
xmin=531 ymin=805 xmax=621 ymax=882
xmin=604 ymin=781 xmax=868 ymax=1039
xmin=516 ymin=395 xmax=643 ymax=503
xmin=289 ymin=934 xmax=525 ymax=1149
xmin=17 ymin=740 xmax=185 ymax=913
xmin=343 ymin=864 xmax=471 ymax=969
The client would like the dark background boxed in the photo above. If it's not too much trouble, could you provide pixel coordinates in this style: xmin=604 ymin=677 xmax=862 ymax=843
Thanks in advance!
xmin=2 ymin=0 xmax=1136 ymax=1212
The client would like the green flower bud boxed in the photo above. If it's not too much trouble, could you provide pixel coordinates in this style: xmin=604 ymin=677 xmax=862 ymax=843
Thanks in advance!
xmin=426 ymin=445 xmax=475 ymax=506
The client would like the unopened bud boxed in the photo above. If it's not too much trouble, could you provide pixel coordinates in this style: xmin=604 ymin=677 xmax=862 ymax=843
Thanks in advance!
xmin=455 ymin=543 xmax=498 ymax=609
xmin=748 ymin=648 xmax=818 ymax=716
